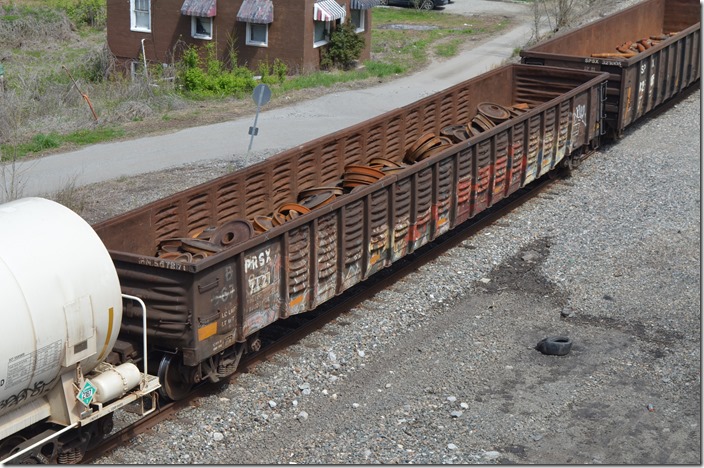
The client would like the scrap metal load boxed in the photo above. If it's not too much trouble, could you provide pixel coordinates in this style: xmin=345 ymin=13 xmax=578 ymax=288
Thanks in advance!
xmin=151 ymin=100 xmax=537 ymax=264
xmin=591 ymin=32 xmax=681 ymax=59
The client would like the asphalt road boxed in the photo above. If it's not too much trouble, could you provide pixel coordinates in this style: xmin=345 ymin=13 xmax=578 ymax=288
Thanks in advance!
xmin=4 ymin=0 xmax=538 ymax=197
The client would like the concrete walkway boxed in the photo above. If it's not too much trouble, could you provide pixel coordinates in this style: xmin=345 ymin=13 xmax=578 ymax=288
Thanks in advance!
xmin=7 ymin=1 xmax=540 ymax=197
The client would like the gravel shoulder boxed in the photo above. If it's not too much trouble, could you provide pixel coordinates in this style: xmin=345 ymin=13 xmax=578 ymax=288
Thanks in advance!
xmin=94 ymin=86 xmax=700 ymax=464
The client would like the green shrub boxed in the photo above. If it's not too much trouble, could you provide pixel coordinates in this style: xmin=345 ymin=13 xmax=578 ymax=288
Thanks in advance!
xmin=66 ymin=0 xmax=105 ymax=28
xmin=177 ymin=44 xmax=256 ymax=97
xmin=319 ymin=48 xmax=334 ymax=71
xmin=273 ymin=58 xmax=288 ymax=83
xmin=325 ymin=19 xmax=365 ymax=70
xmin=258 ymin=60 xmax=276 ymax=85
xmin=258 ymin=58 xmax=288 ymax=85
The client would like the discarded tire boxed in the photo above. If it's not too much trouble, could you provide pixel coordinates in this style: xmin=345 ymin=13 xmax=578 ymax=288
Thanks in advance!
xmin=536 ymin=336 xmax=573 ymax=356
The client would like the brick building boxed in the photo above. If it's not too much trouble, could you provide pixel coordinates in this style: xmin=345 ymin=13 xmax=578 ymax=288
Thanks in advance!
xmin=106 ymin=0 xmax=377 ymax=76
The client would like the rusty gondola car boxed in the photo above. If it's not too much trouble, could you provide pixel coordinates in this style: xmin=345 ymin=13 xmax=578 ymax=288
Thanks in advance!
xmin=520 ymin=0 xmax=700 ymax=139
xmin=92 ymin=64 xmax=608 ymax=400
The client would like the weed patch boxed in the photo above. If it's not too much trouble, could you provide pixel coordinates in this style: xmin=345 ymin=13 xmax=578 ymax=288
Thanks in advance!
xmin=1 ymin=127 xmax=125 ymax=160
xmin=178 ymin=43 xmax=256 ymax=97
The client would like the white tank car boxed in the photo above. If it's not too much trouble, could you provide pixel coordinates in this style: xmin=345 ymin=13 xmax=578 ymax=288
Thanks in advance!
xmin=0 ymin=198 xmax=159 ymax=463
xmin=0 ymin=197 xmax=123 ymax=418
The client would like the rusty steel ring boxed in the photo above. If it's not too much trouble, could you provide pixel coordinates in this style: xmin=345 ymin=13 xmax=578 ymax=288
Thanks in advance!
xmin=477 ymin=102 xmax=512 ymax=123
xmin=297 ymin=186 xmax=344 ymax=200
xmin=472 ymin=114 xmax=495 ymax=132
xmin=406 ymin=136 xmax=442 ymax=163
xmin=212 ymin=220 xmax=253 ymax=247
xmin=405 ymin=132 xmax=436 ymax=160
xmin=299 ymin=191 xmax=336 ymax=209
xmin=368 ymin=157 xmax=402 ymax=169
xmin=253 ymin=215 xmax=274 ymax=232
xmin=344 ymin=164 xmax=386 ymax=179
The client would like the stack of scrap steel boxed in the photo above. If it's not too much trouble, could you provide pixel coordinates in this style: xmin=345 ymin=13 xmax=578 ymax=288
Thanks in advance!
xmin=153 ymin=99 xmax=536 ymax=259
xmin=342 ymin=165 xmax=386 ymax=189
xmin=156 ymin=220 xmax=253 ymax=261
xmin=405 ymin=101 xmax=530 ymax=163
xmin=591 ymin=32 xmax=680 ymax=59
xmin=248 ymin=160 xmax=411 ymax=236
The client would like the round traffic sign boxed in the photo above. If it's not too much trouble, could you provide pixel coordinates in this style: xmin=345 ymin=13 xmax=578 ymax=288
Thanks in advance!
xmin=252 ymin=83 xmax=271 ymax=107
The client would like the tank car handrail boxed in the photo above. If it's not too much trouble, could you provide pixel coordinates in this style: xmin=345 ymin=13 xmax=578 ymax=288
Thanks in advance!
xmin=121 ymin=294 xmax=149 ymax=390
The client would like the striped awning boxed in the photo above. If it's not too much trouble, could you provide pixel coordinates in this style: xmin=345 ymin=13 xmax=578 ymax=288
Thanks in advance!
xmin=181 ymin=0 xmax=217 ymax=17
xmin=237 ymin=0 xmax=274 ymax=24
xmin=314 ymin=0 xmax=346 ymax=21
xmin=350 ymin=0 xmax=379 ymax=9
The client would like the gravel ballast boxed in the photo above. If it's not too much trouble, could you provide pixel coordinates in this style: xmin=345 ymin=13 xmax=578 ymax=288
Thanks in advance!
xmin=93 ymin=85 xmax=700 ymax=464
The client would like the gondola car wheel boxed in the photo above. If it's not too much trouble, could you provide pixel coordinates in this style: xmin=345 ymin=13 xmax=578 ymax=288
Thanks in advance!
xmin=158 ymin=354 xmax=195 ymax=401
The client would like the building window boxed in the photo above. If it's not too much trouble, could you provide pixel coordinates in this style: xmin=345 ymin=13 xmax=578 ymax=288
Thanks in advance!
xmin=313 ymin=20 xmax=331 ymax=47
xmin=131 ymin=0 xmax=151 ymax=32
xmin=351 ymin=9 xmax=364 ymax=33
xmin=191 ymin=16 xmax=213 ymax=40
xmin=245 ymin=23 xmax=268 ymax=47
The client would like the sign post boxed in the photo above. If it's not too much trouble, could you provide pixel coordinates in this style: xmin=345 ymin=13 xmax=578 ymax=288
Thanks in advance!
xmin=247 ymin=84 xmax=272 ymax=156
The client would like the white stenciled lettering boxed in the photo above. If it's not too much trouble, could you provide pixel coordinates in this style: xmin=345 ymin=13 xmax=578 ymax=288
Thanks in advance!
xmin=248 ymin=272 xmax=271 ymax=295
xmin=245 ymin=248 xmax=271 ymax=273
xmin=245 ymin=255 xmax=258 ymax=271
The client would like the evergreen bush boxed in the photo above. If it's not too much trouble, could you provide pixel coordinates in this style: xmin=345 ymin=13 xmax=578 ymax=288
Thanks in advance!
xmin=325 ymin=19 xmax=365 ymax=70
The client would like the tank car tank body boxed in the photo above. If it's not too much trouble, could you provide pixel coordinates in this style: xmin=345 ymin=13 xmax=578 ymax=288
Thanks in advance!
xmin=0 ymin=198 xmax=160 ymax=464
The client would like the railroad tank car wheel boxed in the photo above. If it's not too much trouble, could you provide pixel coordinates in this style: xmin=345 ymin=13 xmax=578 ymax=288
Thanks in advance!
xmin=157 ymin=354 xmax=195 ymax=401
xmin=559 ymin=155 xmax=576 ymax=176
xmin=0 ymin=435 xmax=27 ymax=459
xmin=17 ymin=453 xmax=51 ymax=464
xmin=84 ymin=415 xmax=114 ymax=451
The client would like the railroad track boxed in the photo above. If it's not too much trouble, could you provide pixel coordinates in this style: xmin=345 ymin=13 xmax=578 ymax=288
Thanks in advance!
xmin=81 ymin=168 xmax=566 ymax=464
